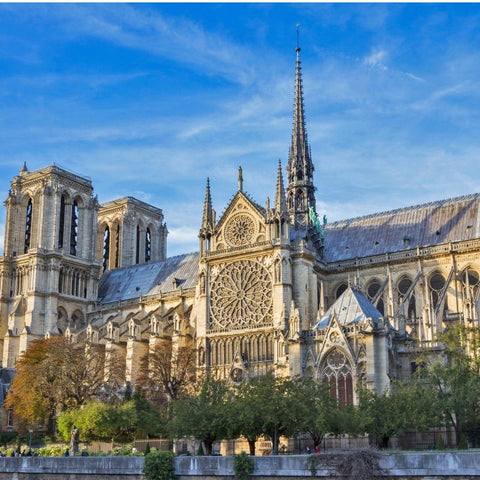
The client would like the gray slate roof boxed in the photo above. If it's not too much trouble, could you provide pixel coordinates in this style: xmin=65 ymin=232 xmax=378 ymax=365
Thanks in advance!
xmin=98 ymin=252 xmax=199 ymax=304
xmin=323 ymin=193 xmax=480 ymax=262
xmin=315 ymin=287 xmax=383 ymax=329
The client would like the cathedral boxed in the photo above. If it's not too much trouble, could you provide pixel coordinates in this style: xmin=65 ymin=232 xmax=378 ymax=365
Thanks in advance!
xmin=1 ymin=45 xmax=480 ymax=417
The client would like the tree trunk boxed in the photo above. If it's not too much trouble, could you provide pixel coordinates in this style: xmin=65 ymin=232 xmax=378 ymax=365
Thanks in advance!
xmin=248 ymin=438 xmax=256 ymax=456
xmin=205 ymin=441 xmax=213 ymax=455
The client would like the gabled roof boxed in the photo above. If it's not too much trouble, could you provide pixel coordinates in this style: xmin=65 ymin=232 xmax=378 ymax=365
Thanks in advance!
xmin=215 ymin=190 xmax=266 ymax=231
xmin=315 ymin=286 xmax=383 ymax=329
xmin=98 ymin=252 xmax=199 ymax=304
xmin=323 ymin=193 xmax=480 ymax=262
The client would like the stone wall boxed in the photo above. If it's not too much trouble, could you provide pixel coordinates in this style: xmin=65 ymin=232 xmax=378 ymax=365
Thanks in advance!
xmin=2 ymin=453 xmax=480 ymax=479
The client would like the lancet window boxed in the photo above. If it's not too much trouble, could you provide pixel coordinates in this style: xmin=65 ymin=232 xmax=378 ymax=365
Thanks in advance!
xmin=103 ymin=227 xmax=110 ymax=271
xmin=59 ymin=195 xmax=66 ymax=248
xmin=462 ymin=268 xmax=480 ymax=321
xmin=321 ymin=349 xmax=353 ymax=406
xmin=429 ymin=272 xmax=446 ymax=309
xmin=367 ymin=280 xmax=384 ymax=315
xmin=397 ymin=276 xmax=416 ymax=322
xmin=70 ymin=200 xmax=78 ymax=256
xmin=24 ymin=198 xmax=33 ymax=253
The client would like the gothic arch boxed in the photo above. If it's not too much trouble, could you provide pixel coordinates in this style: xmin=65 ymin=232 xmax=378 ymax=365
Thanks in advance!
xmin=57 ymin=306 xmax=69 ymax=334
xmin=318 ymin=348 xmax=354 ymax=406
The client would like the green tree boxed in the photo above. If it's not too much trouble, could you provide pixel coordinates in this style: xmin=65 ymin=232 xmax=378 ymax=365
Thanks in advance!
xmin=170 ymin=376 xmax=230 ymax=455
xmin=290 ymin=377 xmax=339 ymax=449
xmin=58 ymin=397 xmax=165 ymax=443
xmin=358 ymin=379 xmax=440 ymax=448
xmin=416 ymin=324 xmax=480 ymax=446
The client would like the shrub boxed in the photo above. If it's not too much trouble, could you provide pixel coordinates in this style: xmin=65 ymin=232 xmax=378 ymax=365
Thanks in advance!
xmin=233 ymin=452 xmax=254 ymax=480
xmin=143 ymin=450 xmax=176 ymax=480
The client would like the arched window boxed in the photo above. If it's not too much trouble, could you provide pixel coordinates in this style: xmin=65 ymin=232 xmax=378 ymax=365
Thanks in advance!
xmin=136 ymin=225 xmax=140 ymax=264
xmin=367 ymin=280 xmax=384 ymax=315
xmin=24 ymin=198 xmax=33 ymax=253
xmin=462 ymin=268 xmax=480 ymax=321
xmin=115 ymin=224 xmax=120 ymax=268
xmin=145 ymin=228 xmax=151 ymax=263
xmin=57 ymin=307 xmax=68 ymax=334
xmin=58 ymin=195 xmax=66 ymax=248
xmin=398 ymin=276 xmax=416 ymax=322
xmin=429 ymin=272 xmax=446 ymax=309
xmin=321 ymin=349 xmax=353 ymax=406
xmin=70 ymin=200 xmax=78 ymax=255
xmin=103 ymin=226 xmax=110 ymax=271
xmin=336 ymin=283 xmax=348 ymax=299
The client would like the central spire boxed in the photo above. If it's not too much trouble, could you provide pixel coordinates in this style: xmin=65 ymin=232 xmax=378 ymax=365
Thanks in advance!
xmin=286 ymin=38 xmax=316 ymax=229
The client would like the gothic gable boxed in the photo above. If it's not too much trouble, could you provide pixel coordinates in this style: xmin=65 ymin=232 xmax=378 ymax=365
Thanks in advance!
xmin=213 ymin=192 xmax=267 ymax=251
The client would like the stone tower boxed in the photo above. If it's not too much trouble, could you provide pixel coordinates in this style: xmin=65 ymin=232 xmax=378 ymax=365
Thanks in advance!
xmin=0 ymin=165 xmax=101 ymax=367
xmin=97 ymin=197 xmax=167 ymax=271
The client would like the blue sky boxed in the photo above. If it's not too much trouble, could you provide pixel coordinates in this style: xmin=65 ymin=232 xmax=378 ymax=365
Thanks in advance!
xmin=1 ymin=3 xmax=480 ymax=257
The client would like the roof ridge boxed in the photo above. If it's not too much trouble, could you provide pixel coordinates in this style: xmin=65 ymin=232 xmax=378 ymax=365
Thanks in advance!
xmin=326 ymin=192 xmax=480 ymax=227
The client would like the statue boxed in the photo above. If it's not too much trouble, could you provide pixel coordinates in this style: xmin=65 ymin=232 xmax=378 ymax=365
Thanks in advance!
xmin=308 ymin=207 xmax=322 ymax=234
xmin=71 ymin=425 xmax=80 ymax=455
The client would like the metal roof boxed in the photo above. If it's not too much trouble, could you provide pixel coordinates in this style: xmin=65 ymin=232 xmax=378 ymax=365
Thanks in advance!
xmin=98 ymin=252 xmax=199 ymax=304
xmin=323 ymin=193 xmax=480 ymax=262
xmin=315 ymin=286 xmax=383 ymax=329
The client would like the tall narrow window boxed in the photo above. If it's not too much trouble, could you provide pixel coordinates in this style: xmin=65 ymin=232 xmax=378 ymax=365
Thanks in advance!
xmin=115 ymin=224 xmax=120 ymax=268
xmin=70 ymin=200 xmax=78 ymax=256
xmin=321 ymin=349 xmax=353 ymax=406
xmin=24 ymin=198 xmax=32 ymax=253
xmin=58 ymin=195 xmax=66 ymax=248
xmin=429 ymin=273 xmax=446 ymax=309
xmin=136 ymin=226 xmax=140 ymax=264
xmin=367 ymin=280 xmax=384 ymax=315
xmin=103 ymin=226 xmax=110 ymax=271
xmin=398 ymin=276 xmax=416 ymax=322
xmin=145 ymin=228 xmax=151 ymax=263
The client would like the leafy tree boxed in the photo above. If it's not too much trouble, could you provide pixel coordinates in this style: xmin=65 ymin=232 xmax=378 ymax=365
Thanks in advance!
xmin=358 ymin=378 xmax=440 ymax=448
xmin=290 ymin=377 xmax=339 ymax=449
xmin=229 ymin=373 xmax=297 ymax=455
xmin=136 ymin=340 xmax=196 ymax=407
xmin=170 ymin=376 xmax=230 ymax=455
xmin=58 ymin=396 xmax=165 ymax=442
xmin=5 ymin=337 xmax=122 ymax=434
xmin=416 ymin=324 xmax=480 ymax=446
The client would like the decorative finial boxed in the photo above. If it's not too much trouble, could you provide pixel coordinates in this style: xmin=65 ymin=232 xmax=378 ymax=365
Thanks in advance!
xmin=296 ymin=23 xmax=301 ymax=52
xmin=20 ymin=161 xmax=28 ymax=174
xmin=238 ymin=166 xmax=243 ymax=192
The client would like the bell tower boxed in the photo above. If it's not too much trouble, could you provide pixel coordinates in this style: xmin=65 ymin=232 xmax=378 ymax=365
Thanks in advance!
xmin=0 ymin=164 xmax=101 ymax=367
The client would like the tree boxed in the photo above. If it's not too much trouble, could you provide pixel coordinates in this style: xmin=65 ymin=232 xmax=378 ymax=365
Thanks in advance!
xmin=136 ymin=340 xmax=196 ymax=407
xmin=229 ymin=373 xmax=297 ymax=455
xmin=58 ymin=396 xmax=165 ymax=443
xmin=290 ymin=377 xmax=339 ymax=449
xmin=358 ymin=379 xmax=439 ymax=448
xmin=416 ymin=324 xmax=480 ymax=446
xmin=170 ymin=376 xmax=230 ymax=455
xmin=5 ymin=337 xmax=121 ymax=434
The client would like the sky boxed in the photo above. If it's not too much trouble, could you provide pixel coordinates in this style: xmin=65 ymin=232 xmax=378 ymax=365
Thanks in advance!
xmin=1 ymin=3 xmax=480 ymax=257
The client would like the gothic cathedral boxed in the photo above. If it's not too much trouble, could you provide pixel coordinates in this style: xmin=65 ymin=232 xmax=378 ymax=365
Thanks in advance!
xmin=1 ymin=47 xmax=480 ymax=411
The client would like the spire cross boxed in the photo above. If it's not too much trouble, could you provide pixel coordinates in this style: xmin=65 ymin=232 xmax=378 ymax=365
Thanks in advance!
xmin=296 ymin=23 xmax=301 ymax=52
xmin=238 ymin=166 xmax=243 ymax=192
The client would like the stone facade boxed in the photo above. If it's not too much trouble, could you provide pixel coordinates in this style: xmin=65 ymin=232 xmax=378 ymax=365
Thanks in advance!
xmin=1 ymin=48 xmax=480 ymax=414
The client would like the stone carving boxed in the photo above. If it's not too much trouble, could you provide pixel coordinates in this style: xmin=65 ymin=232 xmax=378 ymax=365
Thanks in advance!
xmin=210 ymin=259 xmax=272 ymax=329
xmin=224 ymin=214 xmax=255 ymax=247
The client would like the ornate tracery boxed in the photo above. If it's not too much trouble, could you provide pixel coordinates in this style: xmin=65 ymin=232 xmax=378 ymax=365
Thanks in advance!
xmin=320 ymin=349 xmax=354 ymax=406
xmin=210 ymin=259 xmax=272 ymax=330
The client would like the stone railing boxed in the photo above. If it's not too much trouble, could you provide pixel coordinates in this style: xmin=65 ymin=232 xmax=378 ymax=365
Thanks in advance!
xmin=3 ymin=452 xmax=480 ymax=479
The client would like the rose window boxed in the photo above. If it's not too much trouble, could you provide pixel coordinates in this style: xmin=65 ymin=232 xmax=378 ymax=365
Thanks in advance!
xmin=224 ymin=214 xmax=256 ymax=247
xmin=210 ymin=259 xmax=272 ymax=329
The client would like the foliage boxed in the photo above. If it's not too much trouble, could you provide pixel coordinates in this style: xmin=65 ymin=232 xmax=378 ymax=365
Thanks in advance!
xmin=233 ymin=452 xmax=254 ymax=480
xmin=143 ymin=450 xmax=176 ymax=480
xmin=58 ymin=397 xmax=165 ymax=442
xmin=415 ymin=324 xmax=480 ymax=446
xmin=358 ymin=378 xmax=440 ymax=448
xmin=170 ymin=376 xmax=230 ymax=455
xmin=137 ymin=341 xmax=196 ymax=407
xmin=0 ymin=431 xmax=17 ymax=446
xmin=290 ymin=377 xmax=341 ymax=448
xmin=5 ymin=337 xmax=122 ymax=434
xmin=36 ymin=445 xmax=69 ymax=457
xmin=229 ymin=373 xmax=298 ymax=455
